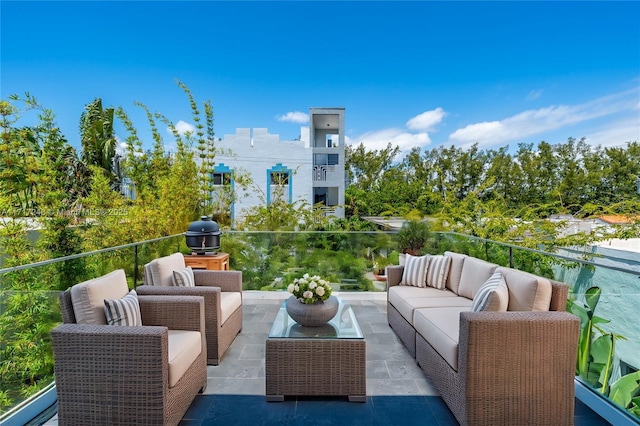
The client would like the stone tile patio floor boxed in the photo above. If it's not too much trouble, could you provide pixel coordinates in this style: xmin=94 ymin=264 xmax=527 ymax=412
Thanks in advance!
xmin=207 ymin=292 xmax=437 ymax=397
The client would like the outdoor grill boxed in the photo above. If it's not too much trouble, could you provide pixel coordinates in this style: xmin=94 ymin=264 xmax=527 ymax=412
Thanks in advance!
xmin=185 ymin=216 xmax=222 ymax=255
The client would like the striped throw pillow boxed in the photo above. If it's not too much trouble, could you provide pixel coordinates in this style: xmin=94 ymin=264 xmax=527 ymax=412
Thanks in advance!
xmin=471 ymin=271 xmax=509 ymax=312
xmin=104 ymin=290 xmax=142 ymax=326
xmin=400 ymin=254 xmax=430 ymax=287
xmin=173 ymin=266 xmax=195 ymax=287
xmin=426 ymin=255 xmax=451 ymax=290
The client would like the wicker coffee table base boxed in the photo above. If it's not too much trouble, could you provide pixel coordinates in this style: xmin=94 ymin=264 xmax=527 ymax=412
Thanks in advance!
xmin=265 ymin=338 xmax=366 ymax=402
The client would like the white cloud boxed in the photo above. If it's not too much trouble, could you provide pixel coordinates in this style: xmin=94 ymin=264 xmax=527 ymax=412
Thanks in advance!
xmin=347 ymin=108 xmax=446 ymax=156
xmin=584 ymin=116 xmax=640 ymax=147
xmin=348 ymin=128 xmax=432 ymax=153
xmin=172 ymin=120 xmax=196 ymax=136
xmin=115 ymin=136 xmax=127 ymax=155
xmin=526 ymin=89 xmax=543 ymax=101
xmin=448 ymin=88 xmax=639 ymax=148
xmin=276 ymin=111 xmax=309 ymax=123
xmin=406 ymin=107 xmax=446 ymax=131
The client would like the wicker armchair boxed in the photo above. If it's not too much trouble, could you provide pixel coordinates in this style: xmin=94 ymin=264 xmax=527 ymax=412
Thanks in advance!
xmin=136 ymin=253 xmax=243 ymax=365
xmin=52 ymin=269 xmax=207 ymax=426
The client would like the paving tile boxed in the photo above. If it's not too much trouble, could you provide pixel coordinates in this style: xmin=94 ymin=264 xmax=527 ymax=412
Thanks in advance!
xmin=366 ymin=378 xmax=422 ymax=396
xmin=203 ymin=377 xmax=265 ymax=395
xmin=385 ymin=359 xmax=426 ymax=380
xmin=365 ymin=360 xmax=391 ymax=379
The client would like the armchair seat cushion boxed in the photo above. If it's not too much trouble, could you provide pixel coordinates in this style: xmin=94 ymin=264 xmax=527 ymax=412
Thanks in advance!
xmin=220 ymin=292 xmax=242 ymax=324
xmin=167 ymin=330 xmax=202 ymax=388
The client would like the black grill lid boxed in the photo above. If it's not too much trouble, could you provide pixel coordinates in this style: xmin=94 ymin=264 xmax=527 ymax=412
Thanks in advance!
xmin=186 ymin=216 xmax=221 ymax=235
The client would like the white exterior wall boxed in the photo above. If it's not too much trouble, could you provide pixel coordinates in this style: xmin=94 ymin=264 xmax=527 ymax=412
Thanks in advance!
xmin=214 ymin=128 xmax=313 ymax=225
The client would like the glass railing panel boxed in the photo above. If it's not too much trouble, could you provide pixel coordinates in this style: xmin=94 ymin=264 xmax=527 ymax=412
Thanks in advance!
xmin=0 ymin=234 xmax=184 ymax=417
xmin=222 ymin=231 xmax=397 ymax=292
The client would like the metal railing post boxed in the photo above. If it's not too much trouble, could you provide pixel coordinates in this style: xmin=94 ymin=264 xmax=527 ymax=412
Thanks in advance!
xmin=134 ymin=244 xmax=139 ymax=287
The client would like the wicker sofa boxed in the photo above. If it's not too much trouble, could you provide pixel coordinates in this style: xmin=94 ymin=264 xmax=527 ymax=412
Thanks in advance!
xmin=387 ymin=251 xmax=580 ymax=426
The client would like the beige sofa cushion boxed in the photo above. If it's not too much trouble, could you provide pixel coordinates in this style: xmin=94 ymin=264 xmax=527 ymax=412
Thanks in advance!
xmin=220 ymin=292 xmax=242 ymax=324
xmin=414 ymin=307 xmax=468 ymax=371
xmin=149 ymin=253 xmax=186 ymax=286
xmin=457 ymin=257 xmax=498 ymax=300
xmin=498 ymin=267 xmax=552 ymax=311
xmin=167 ymin=330 xmax=202 ymax=388
xmin=388 ymin=286 xmax=458 ymax=323
xmin=444 ymin=251 xmax=467 ymax=294
xmin=70 ymin=269 xmax=129 ymax=325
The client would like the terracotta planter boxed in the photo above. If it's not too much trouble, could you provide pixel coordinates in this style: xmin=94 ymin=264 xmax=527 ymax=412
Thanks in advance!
xmin=285 ymin=295 xmax=339 ymax=327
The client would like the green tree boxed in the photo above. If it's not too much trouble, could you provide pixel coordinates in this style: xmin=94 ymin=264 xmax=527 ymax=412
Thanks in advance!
xmin=79 ymin=98 xmax=117 ymax=179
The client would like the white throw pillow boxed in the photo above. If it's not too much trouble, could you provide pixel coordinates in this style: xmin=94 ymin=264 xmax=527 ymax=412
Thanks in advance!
xmin=400 ymin=254 xmax=430 ymax=287
xmin=426 ymin=255 xmax=451 ymax=290
xmin=471 ymin=271 xmax=509 ymax=312
xmin=173 ymin=266 xmax=195 ymax=287
xmin=104 ymin=290 xmax=142 ymax=326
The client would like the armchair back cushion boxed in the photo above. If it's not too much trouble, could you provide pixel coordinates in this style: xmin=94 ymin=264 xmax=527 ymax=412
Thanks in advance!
xmin=148 ymin=252 xmax=186 ymax=286
xmin=70 ymin=269 xmax=129 ymax=324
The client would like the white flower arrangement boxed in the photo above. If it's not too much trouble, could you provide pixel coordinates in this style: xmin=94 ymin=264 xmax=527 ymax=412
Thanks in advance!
xmin=287 ymin=273 xmax=333 ymax=304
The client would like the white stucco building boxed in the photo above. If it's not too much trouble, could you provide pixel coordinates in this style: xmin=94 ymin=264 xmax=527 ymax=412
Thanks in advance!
xmin=210 ymin=107 xmax=346 ymax=227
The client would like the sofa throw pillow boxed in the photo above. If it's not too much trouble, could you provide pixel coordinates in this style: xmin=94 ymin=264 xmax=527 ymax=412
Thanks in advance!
xmin=173 ymin=266 xmax=195 ymax=287
xmin=471 ymin=271 xmax=509 ymax=312
xmin=400 ymin=254 xmax=430 ymax=287
xmin=104 ymin=289 xmax=142 ymax=326
xmin=426 ymin=255 xmax=451 ymax=290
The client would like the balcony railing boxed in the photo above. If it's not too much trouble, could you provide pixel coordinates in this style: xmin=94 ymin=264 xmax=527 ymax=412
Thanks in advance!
xmin=1 ymin=231 xmax=639 ymax=424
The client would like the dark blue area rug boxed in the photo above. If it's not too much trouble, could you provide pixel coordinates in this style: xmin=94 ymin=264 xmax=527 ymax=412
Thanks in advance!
xmin=180 ymin=395 xmax=610 ymax=426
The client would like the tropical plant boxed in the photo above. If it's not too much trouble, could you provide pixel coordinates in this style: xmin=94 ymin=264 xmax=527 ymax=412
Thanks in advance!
xmin=570 ymin=287 xmax=617 ymax=391
xmin=79 ymin=98 xmax=117 ymax=179
xmin=569 ymin=286 xmax=639 ymax=420
xmin=396 ymin=219 xmax=431 ymax=255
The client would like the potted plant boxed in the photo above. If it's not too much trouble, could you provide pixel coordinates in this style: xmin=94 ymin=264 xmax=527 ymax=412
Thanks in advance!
xmin=373 ymin=255 xmax=390 ymax=276
xmin=396 ymin=220 xmax=431 ymax=256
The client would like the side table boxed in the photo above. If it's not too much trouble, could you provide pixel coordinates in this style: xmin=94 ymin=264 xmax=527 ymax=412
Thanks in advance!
xmin=184 ymin=253 xmax=229 ymax=270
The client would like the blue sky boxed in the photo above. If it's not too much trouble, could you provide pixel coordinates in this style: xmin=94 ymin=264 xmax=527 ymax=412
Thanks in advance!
xmin=2 ymin=1 xmax=639 ymax=157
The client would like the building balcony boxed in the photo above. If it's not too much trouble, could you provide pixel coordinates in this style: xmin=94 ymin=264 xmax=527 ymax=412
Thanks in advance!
xmin=1 ymin=232 xmax=637 ymax=425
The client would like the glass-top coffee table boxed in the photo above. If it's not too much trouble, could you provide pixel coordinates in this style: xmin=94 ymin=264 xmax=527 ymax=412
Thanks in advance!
xmin=265 ymin=297 xmax=366 ymax=402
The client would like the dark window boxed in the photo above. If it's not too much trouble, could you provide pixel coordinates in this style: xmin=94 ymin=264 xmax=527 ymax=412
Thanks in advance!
xmin=270 ymin=172 xmax=289 ymax=185
xmin=213 ymin=172 xmax=231 ymax=185
xmin=314 ymin=154 xmax=339 ymax=166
